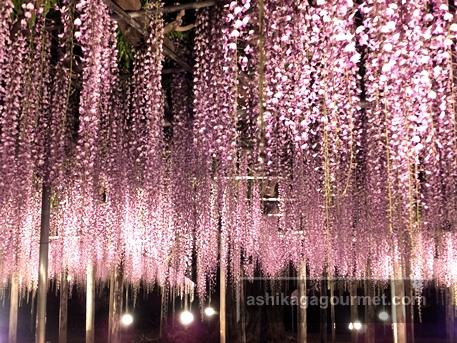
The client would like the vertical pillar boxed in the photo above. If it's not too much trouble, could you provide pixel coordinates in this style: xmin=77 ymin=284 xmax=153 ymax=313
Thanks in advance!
xmin=109 ymin=266 xmax=123 ymax=343
xmin=59 ymin=270 xmax=69 ymax=343
xmin=8 ymin=272 xmax=19 ymax=343
xmin=298 ymin=263 xmax=307 ymax=343
xmin=240 ymin=273 xmax=247 ymax=343
xmin=108 ymin=271 xmax=114 ymax=343
xmin=391 ymin=261 xmax=407 ymax=343
xmin=36 ymin=184 xmax=51 ymax=343
xmin=446 ymin=284 xmax=456 ymax=343
xmin=329 ymin=277 xmax=336 ymax=343
xmin=365 ymin=280 xmax=375 ymax=343
xmin=320 ymin=277 xmax=328 ymax=343
xmin=86 ymin=264 xmax=95 ymax=343
xmin=350 ymin=281 xmax=358 ymax=343
xmin=159 ymin=286 xmax=165 ymax=338
xmin=220 ymin=265 xmax=227 ymax=343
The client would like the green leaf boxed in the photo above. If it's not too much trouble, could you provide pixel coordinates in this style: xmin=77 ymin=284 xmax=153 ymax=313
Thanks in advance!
xmin=117 ymin=29 xmax=135 ymax=71
xmin=12 ymin=0 xmax=23 ymax=17
xmin=43 ymin=0 xmax=58 ymax=16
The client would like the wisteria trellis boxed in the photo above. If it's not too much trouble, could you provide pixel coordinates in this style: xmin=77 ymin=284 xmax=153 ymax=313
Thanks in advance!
xmin=0 ymin=0 xmax=457 ymax=298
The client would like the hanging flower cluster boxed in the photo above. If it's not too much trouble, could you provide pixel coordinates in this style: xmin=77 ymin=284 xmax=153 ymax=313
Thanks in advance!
xmin=0 ymin=3 xmax=52 ymax=286
xmin=193 ymin=4 xmax=239 ymax=174
xmin=167 ymin=55 xmax=195 ymax=287
xmin=191 ymin=0 xmax=457 ymax=290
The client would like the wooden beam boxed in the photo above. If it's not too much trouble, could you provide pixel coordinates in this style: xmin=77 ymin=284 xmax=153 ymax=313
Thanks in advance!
xmin=129 ymin=1 xmax=215 ymax=16
xmin=114 ymin=0 xmax=141 ymax=11
xmin=160 ymin=1 xmax=215 ymax=13
xmin=163 ymin=68 xmax=186 ymax=74
xmin=103 ymin=0 xmax=192 ymax=72
xmin=163 ymin=38 xmax=192 ymax=71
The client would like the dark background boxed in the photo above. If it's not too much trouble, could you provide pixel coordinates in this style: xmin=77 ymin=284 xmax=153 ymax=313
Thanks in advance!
xmin=0 ymin=280 xmax=451 ymax=342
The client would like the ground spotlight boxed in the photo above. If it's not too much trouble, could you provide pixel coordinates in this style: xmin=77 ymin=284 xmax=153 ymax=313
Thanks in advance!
xmin=120 ymin=313 xmax=134 ymax=327
xmin=348 ymin=321 xmax=362 ymax=331
xmin=378 ymin=310 xmax=389 ymax=321
xmin=179 ymin=310 xmax=194 ymax=326
xmin=353 ymin=321 xmax=362 ymax=331
xmin=204 ymin=306 xmax=216 ymax=317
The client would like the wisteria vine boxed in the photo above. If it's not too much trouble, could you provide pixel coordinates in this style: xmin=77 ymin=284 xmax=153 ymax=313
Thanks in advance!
xmin=0 ymin=0 xmax=456 ymax=301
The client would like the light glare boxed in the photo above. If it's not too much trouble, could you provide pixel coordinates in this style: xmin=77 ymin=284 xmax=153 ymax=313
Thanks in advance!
xmin=180 ymin=310 xmax=194 ymax=326
xmin=204 ymin=306 xmax=216 ymax=317
xmin=348 ymin=321 xmax=362 ymax=331
xmin=378 ymin=311 xmax=389 ymax=321
xmin=121 ymin=313 xmax=134 ymax=327
xmin=353 ymin=321 xmax=362 ymax=331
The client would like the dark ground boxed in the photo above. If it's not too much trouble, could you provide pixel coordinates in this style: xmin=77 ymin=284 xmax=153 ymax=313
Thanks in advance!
xmin=0 ymin=284 xmax=452 ymax=342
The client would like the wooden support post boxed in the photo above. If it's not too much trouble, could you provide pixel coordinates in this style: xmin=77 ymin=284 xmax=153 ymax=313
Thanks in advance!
xmin=36 ymin=183 xmax=51 ymax=343
xmin=391 ymin=261 xmax=407 ymax=343
xmin=59 ymin=270 xmax=69 ymax=343
xmin=451 ymin=282 xmax=457 ymax=340
xmin=403 ymin=254 xmax=415 ymax=343
xmin=320 ymin=277 xmax=328 ymax=343
xmin=220 ymin=264 xmax=227 ymax=343
xmin=8 ymin=272 xmax=19 ymax=343
xmin=108 ymin=271 xmax=114 ymax=343
xmin=350 ymin=281 xmax=358 ymax=343
xmin=109 ymin=266 xmax=123 ymax=343
xmin=172 ymin=287 xmax=176 ymax=327
xmin=159 ymin=286 xmax=165 ymax=338
xmin=329 ymin=277 xmax=336 ymax=343
xmin=298 ymin=263 xmax=307 ymax=343
xmin=365 ymin=280 xmax=375 ymax=343
xmin=404 ymin=278 xmax=415 ymax=343
xmin=30 ymin=289 xmax=36 ymax=333
xmin=240 ymin=274 xmax=247 ymax=343
xmin=86 ymin=264 xmax=95 ymax=343
xmin=446 ymin=284 xmax=456 ymax=343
